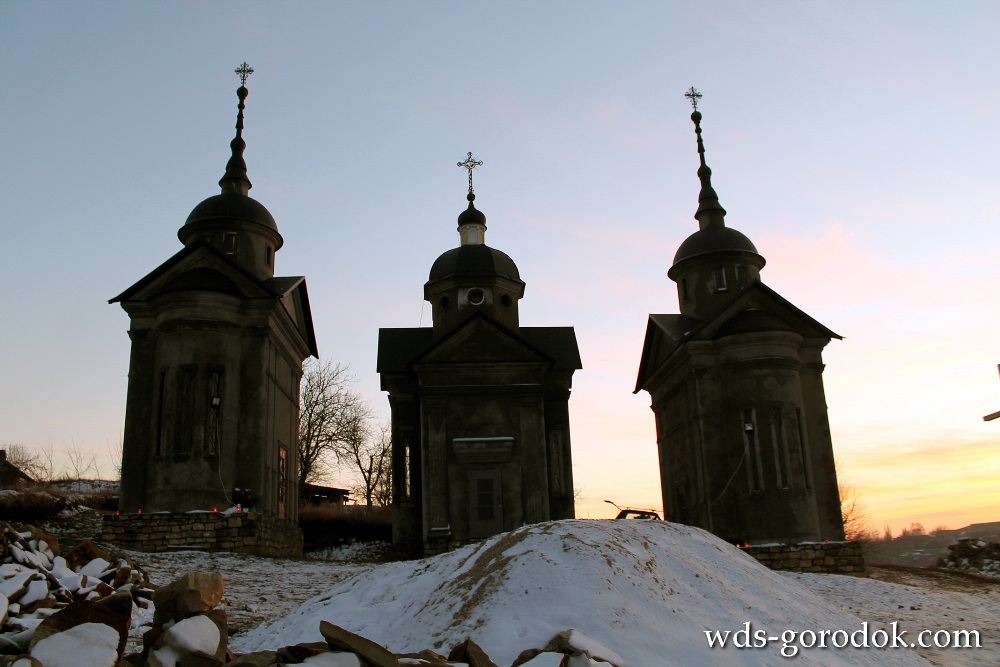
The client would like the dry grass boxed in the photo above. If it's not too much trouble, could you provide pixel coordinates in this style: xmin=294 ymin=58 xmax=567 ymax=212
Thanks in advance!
xmin=0 ymin=487 xmax=69 ymax=522
xmin=0 ymin=482 xmax=119 ymax=523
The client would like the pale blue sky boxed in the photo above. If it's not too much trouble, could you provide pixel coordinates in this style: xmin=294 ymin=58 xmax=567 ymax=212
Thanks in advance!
xmin=2 ymin=1 xmax=998 ymax=530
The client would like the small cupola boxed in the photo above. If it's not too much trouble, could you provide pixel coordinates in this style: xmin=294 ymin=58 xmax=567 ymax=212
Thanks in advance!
xmin=425 ymin=153 xmax=525 ymax=337
xmin=178 ymin=63 xmax=283 ymax=280
xmin=668 ymin=88 xmax=765 ymax=320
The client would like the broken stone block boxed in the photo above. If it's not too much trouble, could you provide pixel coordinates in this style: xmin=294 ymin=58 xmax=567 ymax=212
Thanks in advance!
xmin=30 ymin=621 xmax=121 ymax=667
xmin=319 ymin=621 xmax=398 ymax=667
xmin=29 ymin=593 xmax=132 ymax=662
xmin=277 ymin=641 xmax=333 ymax=662
xmin=395 ymin=649 xmax=451 ymax=665
xmin=152 ymin=572 xmax=225 ymax=627
xmin=226 ymin=650 xmax=279 ymax=666
xmin=64 ymin=541 xmax=111 ymax=572
xmin=447 ymin=638 xmax=498 ymax=667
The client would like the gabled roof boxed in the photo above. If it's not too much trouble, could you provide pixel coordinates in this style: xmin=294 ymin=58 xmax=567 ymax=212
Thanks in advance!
xmin=110 ymin=239 xmax=318 ymax=357
xmin=377 ymin=327 xmax=434 ymax=374
xmin=111 ymin=239 xmax=263 ymax=303
xmin=0 ymin=451 xmax=34 ymax=487
xmin=273 ymin=276 xmax=319 ymax=358
xmin=634 ymin=314 xmax=701 ymax=393
xmin=635 ymin=281 xmax=840 ymax=393
xmin=378 ymin=313 xmax=581 ymax=375
xmin=697 ymin=282 xmax=841 ymax=342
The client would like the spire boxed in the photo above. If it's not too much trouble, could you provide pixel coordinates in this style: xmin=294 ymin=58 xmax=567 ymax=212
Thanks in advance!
xmin=220 ymin=62 xmax=254 ymax=196
xmin=456 ymin=152 xmax=487 ymax=245
xmin=684 ymin=87 xmax=726 ymax=230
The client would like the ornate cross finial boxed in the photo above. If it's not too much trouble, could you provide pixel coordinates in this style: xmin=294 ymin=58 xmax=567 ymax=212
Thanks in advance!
xmin=684 ymin=86 xmax=702 ymax=111
xmin=457 ymin=152 xmax=483 ymax=195
xmin=235 ymin=62 xmax=254 ymax=86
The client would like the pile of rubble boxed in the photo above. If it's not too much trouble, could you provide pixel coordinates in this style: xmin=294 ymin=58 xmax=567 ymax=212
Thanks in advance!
xmin=4 ymin=560 xmax=621 ymax=666
xmin=938 ymin=538 xmax=1000 ymax=576
xmin=0 ymin=520 xmax=154 ymax=656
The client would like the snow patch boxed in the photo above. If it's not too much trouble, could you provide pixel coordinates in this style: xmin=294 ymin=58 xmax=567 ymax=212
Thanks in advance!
xmin=163 ymin=615 xmax=220 ymax=656
xmin=30 ymin=622 xmax=120 ymax=667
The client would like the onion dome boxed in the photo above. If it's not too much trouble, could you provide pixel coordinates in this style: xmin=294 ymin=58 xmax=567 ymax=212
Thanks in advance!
xmin=457 ymin=192 xmax=487 ymax=230
xmin=669 ymin=92 xmax=763 ymax=276
xmin=180 ymin=68 xmax=281 ymax=243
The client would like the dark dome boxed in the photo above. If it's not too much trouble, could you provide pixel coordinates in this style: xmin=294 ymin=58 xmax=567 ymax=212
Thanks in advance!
xmin=184 ymin=193 xmax=278 ymax=231
xmin=672 ymin=225 xmax=761 ymax=266
xmin=457 ymin=201 xmax=487 ymax=229
xmin=428 ymin=244 xmax=521 ymax=283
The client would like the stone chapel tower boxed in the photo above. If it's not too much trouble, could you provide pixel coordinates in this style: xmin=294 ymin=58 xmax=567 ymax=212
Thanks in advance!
xmin=635 ymin=91 xmax=845 ymax=544
xmin=378 ymin=155 xmax=580 ymax=555
xmin=111 ymin=66 xmax=317 ymax=523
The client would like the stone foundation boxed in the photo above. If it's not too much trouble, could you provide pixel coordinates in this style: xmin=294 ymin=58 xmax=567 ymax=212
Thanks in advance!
xmin=741 ymin=541 xmax=865 ymax=574
xmin=100 ymin=510 xmax=303 ymax=558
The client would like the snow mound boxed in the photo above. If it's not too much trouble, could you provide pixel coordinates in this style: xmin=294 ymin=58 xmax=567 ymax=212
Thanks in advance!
xmin=236 ymin=520 xmax=930 ymax=666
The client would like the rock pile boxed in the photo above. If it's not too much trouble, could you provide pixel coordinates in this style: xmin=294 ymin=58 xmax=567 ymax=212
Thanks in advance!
xmin=5 ymin=550 xmax=621 ymax=667
xmin=938 ymin=538 xmax=1000 ymax=576
xmin=226 ymin=623 xmax=622 ymax=667
xmin=0 ymin=520 xmax=154 ymax=663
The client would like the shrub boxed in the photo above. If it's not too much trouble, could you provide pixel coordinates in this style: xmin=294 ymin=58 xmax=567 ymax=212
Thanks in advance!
xmin=298 ymin=503 xmax=391 ymax=551
xmin=0 ymin=488 xmax=69 ymax=522
xmin=80 ymin=487 xmax=119 ymax=512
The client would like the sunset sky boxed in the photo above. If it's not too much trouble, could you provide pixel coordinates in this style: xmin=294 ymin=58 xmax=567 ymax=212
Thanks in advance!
xmin=2 ymin=1 xmax=997 ymax=535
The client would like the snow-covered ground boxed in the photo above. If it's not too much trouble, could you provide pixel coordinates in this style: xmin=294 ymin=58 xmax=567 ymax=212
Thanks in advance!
xmin=124 ymin=550 xmax=374 ymax=638
xmin=113 ymin=520 xmax=998 ymax=666
xmin=219 ymin=520 xmax=995 ymax=666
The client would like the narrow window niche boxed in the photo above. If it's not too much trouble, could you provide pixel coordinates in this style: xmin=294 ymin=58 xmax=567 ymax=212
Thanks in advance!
xmin=716 ymin=267 xmax=728 ymax=292
xmin=205 ymin=369 xmax=224 ymax=457
xmin=741 ymin=408 xmax=763 ymax=492
xmin=174 ymin=365 xmax=196 ymax=457
xmin=223 ymin=232 xmax=238 ymax=256
xmin=771 ymin=406 xmax=792 ymax=489
xmin=278 ymin=445 xmax=288 ymax=519
xmin=154 ymin=370 xmax=167 ymax=457
xmin=796 ymin=408 xmax=813 ymax=490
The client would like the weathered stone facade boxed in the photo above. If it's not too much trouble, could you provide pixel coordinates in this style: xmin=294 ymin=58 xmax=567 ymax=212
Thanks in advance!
xmin=100 ymin=511 xmax=303 ymax=558
xmin=110 ymin=78 xmax=316 ymax=525
xmin=636 ymin=106 xmax=845 ymax=545
xmin=742 ymin=541 xmax=865 ymax=574
xmin=378 ymin=186 xmax=580 ymax=556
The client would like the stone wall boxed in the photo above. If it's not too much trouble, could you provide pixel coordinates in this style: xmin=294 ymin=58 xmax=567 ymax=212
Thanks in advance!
xmin=742 ymin=541 xmax=865 ymax=574
xmin=101 ymin=511 xmax=303 ymax=558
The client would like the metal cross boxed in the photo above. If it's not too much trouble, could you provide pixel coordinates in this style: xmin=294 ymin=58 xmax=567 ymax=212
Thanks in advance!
xmin=457 ymin=152 xmax=483 ymax=194
xmin=235 ymin=62 xmax=254 ymax=86
xmin=684 ymin=86 xmax=702 ymax=111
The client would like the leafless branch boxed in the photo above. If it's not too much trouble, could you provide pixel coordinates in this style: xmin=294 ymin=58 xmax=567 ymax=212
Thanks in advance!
xmin=297 ymin=360 xmax=373 ymax=487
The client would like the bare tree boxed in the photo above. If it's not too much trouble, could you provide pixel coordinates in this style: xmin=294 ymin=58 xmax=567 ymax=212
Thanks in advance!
xmin=836 ymin=458 xmax=877 ymax=542
xmin=64 ymin=441 xmax=100 ymax=480
xmin=105 ymin=436 xmax=123 ymax=482
xmin=298 ymin=360 xmax=373 ymax=486
xmin=839 ymin=480 xmax=877 ymax=542
xmin=1 ymin=443 xmax=49 ymax=482
xmin=340 ymin=421 xmax=392 ymax=508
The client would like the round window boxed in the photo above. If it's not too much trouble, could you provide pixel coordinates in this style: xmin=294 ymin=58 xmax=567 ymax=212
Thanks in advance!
xmin=439 ymin=296 xmax=450 ymax=310
xmin=501 ymin=294 xmax=513 ymax=308
xmin=467 ymin=288 xmax=485 ymax=305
